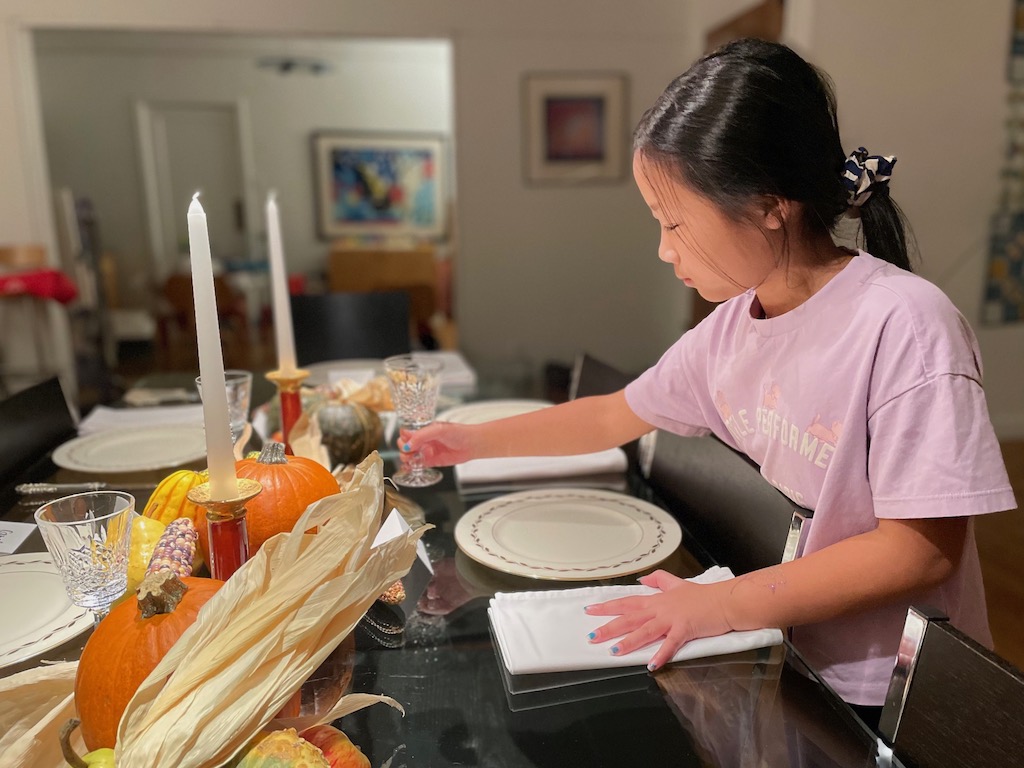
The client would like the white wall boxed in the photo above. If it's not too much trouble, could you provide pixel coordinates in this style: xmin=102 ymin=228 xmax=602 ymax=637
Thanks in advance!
xmin=34 ymin=32 xmax=453 ymax=301
xmin=0 ymin=0 xmax=724 ymax=395
xmin=783 ymin=0 xmax=1024 ymax=436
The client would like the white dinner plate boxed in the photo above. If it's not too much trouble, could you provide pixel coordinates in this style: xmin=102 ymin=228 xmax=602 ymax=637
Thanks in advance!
xmin=0 ymin=554 xmax=92 ymax=668
xmin=303 ymin=359 xmax=383 ymax=387
xmin=52 ymin=425 xmax=207 ymax=473
xmin=455 ymin=488 xmax=682 ymax=581
xmin=437 ymin=399 xmax=552 ymax=425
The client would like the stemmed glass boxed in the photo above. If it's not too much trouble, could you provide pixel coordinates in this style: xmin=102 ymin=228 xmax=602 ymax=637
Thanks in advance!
xmin=384 ymin=354 xmax=444 ymax=488
xmin=196 ymin=369 xmax=253 ymax=445
xmin=34 ymin=491 xmax=135 ymax=626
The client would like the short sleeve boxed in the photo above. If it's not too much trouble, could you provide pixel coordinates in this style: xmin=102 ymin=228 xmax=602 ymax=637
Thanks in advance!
xmin=868 ymin=374 xmax=1016 ymax=519
xmin=624 ymin=329 xmax=713 ymax=437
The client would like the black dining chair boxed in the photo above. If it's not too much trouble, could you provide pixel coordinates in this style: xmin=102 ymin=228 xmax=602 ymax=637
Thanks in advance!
xmin=879 ymin=605 xmax=1024 ymax=768
xmin=645 ymin=431 xmax=812 ymax=574
xmin=290 ymin=291 xmax=412 ymax=367
xmin=567 ymin=351 xmax=650 ymax=472
xmin=0 ymin=377 xmax=78 ymax=510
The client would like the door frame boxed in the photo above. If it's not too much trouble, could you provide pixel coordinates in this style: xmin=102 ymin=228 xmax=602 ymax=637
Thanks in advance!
xmin=135 ymin=97 xmax=260 ymax=279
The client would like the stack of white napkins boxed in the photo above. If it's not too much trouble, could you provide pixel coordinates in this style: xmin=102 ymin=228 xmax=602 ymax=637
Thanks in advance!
xmin=456 ymin=447 xmax=628 ymax=486
xmin=77 ymin=404 xmax=205 ymax=436
xmin=488 ymin=566 xmax=784 ymax=675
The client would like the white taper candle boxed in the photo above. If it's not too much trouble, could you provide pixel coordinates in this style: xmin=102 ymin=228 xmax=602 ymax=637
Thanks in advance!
xmin=266 ymin=192 xmax=297 ymax=373
xmin=187 ymin=192 xmax=238 ymax=500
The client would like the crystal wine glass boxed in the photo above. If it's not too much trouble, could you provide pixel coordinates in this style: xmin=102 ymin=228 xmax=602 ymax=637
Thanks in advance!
xmin=384 ymin=354 xmax=444 ymax=488
xmin=34 ymin=491 xmax=135 ymax=626
xmin=196 ymin=369 xmax=253 ymax=445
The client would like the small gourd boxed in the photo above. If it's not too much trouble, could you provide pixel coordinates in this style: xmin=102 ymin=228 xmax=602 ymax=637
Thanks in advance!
xmin=228 ymin=728 xmax=329 ymax=768
xmin=141 ymin=469 xmax=208 ymax=525
xmin=317 ymin=402 xmax=383 ymax=466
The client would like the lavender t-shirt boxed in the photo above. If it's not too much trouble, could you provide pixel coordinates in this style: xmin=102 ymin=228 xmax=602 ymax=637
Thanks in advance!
xmin=625 ymin=252 xmax=1016 ymax=705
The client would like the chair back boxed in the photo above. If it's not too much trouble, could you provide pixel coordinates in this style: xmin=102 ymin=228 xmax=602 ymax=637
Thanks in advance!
xmin=568 ymin=351 xmax=635 ymax=400
xmin=646 ymin=432 xmax=811 ymax=573
xmin=290 ymin=291 xmax=411 ymax=366
xmin=879 ymin=606 xmax=1024 ymax=768
xmin=0 ymin=377 xmax=77 ymax=499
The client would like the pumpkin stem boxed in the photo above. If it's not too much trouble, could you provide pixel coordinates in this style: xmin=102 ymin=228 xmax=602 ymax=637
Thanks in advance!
xmin=59 ymin=718 xmax=90 ymax=768
xmin=137 ymin=569 xmax=190 ymax=618
xmin=258 ymin=441 xmax=288 ymax=465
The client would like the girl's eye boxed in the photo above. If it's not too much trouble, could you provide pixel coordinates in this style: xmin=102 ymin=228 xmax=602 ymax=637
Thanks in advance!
xmin=663 ymin=224 xmax=679 ymax=232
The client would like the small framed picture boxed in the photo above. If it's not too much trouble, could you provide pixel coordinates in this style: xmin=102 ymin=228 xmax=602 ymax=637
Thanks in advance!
xmin=311 ymin=132 xmax=445 ymax=240
xmin=522 ymin=72 xmax=628 ymax=184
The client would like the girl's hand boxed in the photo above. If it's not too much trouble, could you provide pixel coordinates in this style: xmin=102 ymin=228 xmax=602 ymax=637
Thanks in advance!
xmin=400 ymin=422 xmax=477 ymax=467
xmin=584 ymin=570 xmax=734 ymax=671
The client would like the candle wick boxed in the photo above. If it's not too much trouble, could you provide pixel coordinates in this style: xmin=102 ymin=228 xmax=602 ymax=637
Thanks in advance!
xmin=192 ymin=191 xmax=201 ymax=201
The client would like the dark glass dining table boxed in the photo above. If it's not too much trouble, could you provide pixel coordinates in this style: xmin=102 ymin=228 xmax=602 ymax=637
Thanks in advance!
xmin=1 ymin=425 xmax=895 ymax=768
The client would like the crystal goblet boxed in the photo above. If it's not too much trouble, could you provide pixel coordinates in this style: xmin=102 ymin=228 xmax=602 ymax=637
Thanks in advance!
xmin=34 ymin=491 xmax=135 ymax=626
xmin=384 ymin=354 xmax=444 ymax=488
xmin=196 ymin=369 xmax=253 ymax=445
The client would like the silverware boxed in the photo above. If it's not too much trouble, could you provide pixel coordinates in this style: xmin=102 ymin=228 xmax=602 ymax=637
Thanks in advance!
xmin=16 ymin=482 xmax=109 ymax=495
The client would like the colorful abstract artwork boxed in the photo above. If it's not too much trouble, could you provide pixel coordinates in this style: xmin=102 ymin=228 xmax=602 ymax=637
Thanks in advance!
xmin=312 ymin=133 xmax=444 ymax=239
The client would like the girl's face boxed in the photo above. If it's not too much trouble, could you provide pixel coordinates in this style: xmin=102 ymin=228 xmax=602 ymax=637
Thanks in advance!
xmin=633 ymin=152 xmax=778 ymax=303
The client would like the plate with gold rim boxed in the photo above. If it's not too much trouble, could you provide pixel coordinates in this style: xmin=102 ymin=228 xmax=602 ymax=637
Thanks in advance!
xmin=454 ymin=488 xmax=682 ymax=581
xmin=436 ymin=399 xmax=552 ymax=426
xmin=52 ymin=426 xmax=207 ymax=473
xmin=0 ymin=554 xmax=92 ymax=668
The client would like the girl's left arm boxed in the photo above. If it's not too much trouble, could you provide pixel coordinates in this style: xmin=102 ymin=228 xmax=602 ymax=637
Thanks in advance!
xmin=585 ymin=516 xmax=968 ymax=670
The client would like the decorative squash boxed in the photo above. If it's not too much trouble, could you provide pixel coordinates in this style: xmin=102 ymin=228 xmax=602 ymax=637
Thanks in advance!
xmin=74 ymin=568 xmax=224 ymax=751
xmin=228 ymin=728 xmax=329 ymax=768
xmin=195 ymin=442 xmax=340 ymax=562
xmin=142 ymin=469 xmax=208 ymax=525
xmin=317 ymin=402 xmax=382 ymax=467
xmin=116 ymin=515 xmax=167 ymax=605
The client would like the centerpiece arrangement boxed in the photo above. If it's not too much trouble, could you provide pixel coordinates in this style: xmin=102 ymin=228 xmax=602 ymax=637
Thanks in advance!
xmin=2 ymin=451 xmax=427 ymax=768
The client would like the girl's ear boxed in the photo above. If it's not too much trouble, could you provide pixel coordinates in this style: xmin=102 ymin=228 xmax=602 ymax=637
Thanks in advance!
xmin=760 ymin=196 xmax=790 ymax=231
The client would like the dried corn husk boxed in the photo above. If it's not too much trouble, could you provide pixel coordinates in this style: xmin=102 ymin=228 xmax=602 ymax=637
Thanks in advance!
xmin=289 ymin=409 xmax=333 ymax=471
xmin=330 ymin=376 xmax=393 ymax=412
xmin=113 ymin=451 xmax=427 ymax=767
xmin=0 ymin=661 xmax=81 ymax=768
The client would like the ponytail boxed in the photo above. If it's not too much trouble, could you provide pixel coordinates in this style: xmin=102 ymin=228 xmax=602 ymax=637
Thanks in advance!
xmin=858 ymin=193 xmax=912 ymax=272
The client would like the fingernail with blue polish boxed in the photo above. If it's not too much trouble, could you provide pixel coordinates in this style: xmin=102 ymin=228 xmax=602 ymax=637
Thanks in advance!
xmin=611 ymin=645 xmax=620 ymax=655
xmin=402 ymin=443 xmax=411 ymax=452
xmin=587 ymin=631 xmax=596 ymax=640
xmin=647 ymin=661 xmax=658 ymax=672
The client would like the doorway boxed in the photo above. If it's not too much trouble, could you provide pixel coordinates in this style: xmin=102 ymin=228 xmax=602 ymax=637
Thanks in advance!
xmin=136 ymin=99 xmax=257 ymax=278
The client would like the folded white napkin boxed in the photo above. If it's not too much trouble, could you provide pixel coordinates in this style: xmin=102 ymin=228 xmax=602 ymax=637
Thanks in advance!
xmin=77 ymin=404 xmax=205 ymax=436
xmin=456 ymin=448 xmax=628 ymax=486
xmin=488 ymin=566 xmax=784 ymax=675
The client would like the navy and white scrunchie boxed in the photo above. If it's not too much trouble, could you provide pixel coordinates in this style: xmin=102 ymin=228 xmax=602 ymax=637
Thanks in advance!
xmin=841 ymin=147 xmax=896 ymax=208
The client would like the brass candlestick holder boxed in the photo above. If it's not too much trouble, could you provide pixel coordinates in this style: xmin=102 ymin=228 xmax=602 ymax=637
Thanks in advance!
xmin=266 ymin=368 xmax=310 ymax=455
xmin=188 ymin=478 xmax=263 ymax=581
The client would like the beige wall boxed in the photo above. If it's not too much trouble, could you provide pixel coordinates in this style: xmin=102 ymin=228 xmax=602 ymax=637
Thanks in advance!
xmin=784 ymin=0 xmax=1023 ymax=436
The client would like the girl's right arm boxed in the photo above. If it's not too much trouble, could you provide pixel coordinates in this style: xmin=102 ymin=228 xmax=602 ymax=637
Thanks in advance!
xmin=403 ymin=390 xmax=654 ymax=467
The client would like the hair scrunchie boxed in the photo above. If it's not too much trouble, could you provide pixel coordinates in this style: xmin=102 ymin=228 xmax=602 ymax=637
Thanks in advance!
xmin=842 ymin=147 xmax=896 ymax=208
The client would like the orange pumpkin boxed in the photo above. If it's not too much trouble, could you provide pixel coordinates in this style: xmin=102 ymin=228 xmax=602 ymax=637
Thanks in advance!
xmin=196 ymin=442 xmax=340 ymax=563
xmin=75 ymin=571 xmax=223 ymax=751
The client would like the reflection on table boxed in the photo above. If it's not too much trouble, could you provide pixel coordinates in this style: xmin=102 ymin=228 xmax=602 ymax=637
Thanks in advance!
xmin=1 ymin=434 xmax=888 ymax=768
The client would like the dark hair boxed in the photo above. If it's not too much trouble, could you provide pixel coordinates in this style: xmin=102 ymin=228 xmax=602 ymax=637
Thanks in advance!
xmin=634 ymin=38 xmax=912 ymax=272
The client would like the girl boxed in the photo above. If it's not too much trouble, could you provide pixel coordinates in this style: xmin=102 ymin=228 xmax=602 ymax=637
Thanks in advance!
xmin=404 ymin=39 xmax=1016 ymax=720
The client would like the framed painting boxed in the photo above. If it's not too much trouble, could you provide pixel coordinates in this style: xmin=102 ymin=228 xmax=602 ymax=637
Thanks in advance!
xmin=312 ymin=132 xmax=445 ymax=239
xmin=522 ymin=72 xmax=628 ymax=184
